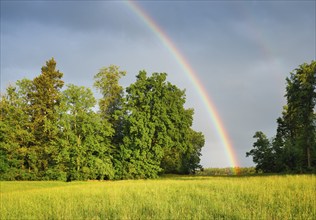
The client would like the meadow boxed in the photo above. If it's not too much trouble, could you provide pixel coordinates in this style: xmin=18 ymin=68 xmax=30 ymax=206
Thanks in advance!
xmin=1 ymin=175 xmax=315 ymax=219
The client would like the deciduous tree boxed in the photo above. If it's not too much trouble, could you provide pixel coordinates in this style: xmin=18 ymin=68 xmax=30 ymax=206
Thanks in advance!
xmin=247 ymin=61 xmax=316 ymax=173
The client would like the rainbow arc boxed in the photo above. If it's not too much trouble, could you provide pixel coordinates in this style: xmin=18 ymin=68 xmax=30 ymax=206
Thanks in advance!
xmin=127 ymin=1 xmax=239 ymax=171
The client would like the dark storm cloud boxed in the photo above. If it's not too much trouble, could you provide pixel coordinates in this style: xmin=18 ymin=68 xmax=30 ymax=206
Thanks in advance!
xmin=1 ymin=1 xmax=147 ymax=37
xmin=3 ymin=1 xmax=115 ymax=30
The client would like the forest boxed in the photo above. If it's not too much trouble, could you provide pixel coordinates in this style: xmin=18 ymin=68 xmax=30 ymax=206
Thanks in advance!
xmin=0 ymin=58 xmax=205 ymax=181
xmin=247 ymin=60 xmax=316 ymax=173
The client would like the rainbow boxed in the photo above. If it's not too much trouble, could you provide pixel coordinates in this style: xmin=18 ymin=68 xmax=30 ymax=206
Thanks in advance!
xmin=126 ymin=1 xmax=239 ymax=171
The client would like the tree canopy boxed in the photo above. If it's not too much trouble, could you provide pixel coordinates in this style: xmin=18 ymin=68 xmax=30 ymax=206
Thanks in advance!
xmin=0 ymin=58 xmax=205 ymax=180
xmin=247 ymin=61 xmax=316 ymax=173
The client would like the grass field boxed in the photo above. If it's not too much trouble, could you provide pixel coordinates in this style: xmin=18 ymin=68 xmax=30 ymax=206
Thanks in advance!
xmin=1 ymin=175 xmax=315 ymax=219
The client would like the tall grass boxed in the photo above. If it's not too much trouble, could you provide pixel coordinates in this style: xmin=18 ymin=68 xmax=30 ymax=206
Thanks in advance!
xmin=1 ymin=175 xmax=315 ymax=219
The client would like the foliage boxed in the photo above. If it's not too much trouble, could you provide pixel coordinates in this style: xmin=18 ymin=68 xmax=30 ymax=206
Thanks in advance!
xmin=93 ymin=65 xmax=126 ymax=128
xmin=118 ymin=71 xmax=204 ymax=178
xmin=1 ymin=175 xmax=315 ymax=219
xmin=0 ymin=59 xmax=204 ymax=180
xmin=247 ymin=61 xmax=316 ymax=173
xmin=58 ymin=84 xmax=114 ymax=181
xmin=246 ymin=132 xmax=277 ymax=173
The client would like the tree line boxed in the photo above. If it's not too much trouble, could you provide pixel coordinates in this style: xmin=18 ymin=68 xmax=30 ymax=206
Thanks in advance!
xmin=246 ymin=61 xmax=316 ymax=173
xmin=0 ymin=58 xmax=205 ymax=181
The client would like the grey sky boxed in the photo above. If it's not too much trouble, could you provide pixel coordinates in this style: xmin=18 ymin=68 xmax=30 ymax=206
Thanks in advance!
xmin=1 ymin=0 xmax=315 ymax=167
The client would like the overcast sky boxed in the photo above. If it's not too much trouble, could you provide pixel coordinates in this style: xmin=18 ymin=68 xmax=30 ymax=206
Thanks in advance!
xmin=1 ymin=1 xmax=315 ymax=168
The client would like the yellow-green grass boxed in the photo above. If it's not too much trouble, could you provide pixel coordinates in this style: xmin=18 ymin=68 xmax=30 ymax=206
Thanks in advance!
xmin=1 ymin=175 xmax=315 ymax=219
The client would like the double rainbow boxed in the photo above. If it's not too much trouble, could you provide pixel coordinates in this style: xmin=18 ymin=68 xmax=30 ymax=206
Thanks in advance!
xmin=126 ymin=1 xmax=239 ymax=171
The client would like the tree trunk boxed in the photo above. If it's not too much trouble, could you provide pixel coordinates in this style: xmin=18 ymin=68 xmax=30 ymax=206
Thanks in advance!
xmin=307 ymin=146 xmax=311 ymax=169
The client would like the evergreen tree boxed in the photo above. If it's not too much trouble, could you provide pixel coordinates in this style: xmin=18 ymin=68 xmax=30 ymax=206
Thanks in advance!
xmin=28 ymin=58 xmax=64 ymax=178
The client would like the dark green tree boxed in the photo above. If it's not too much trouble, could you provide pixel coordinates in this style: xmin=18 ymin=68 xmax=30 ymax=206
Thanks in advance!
xmin=119 ymin=71 xmax=166 ymax=178
xmin=246 ymin=131 xmax=275 ymax=173
xmin=120 ymin=71 xmax=204 ymax=178
xmin=247 ymin=61 xmax=316 ymax=173
xmin=181 ymin=129 xmax=205 ymax=174
xmin=283 ymin=61 xmax=316 ymax=171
